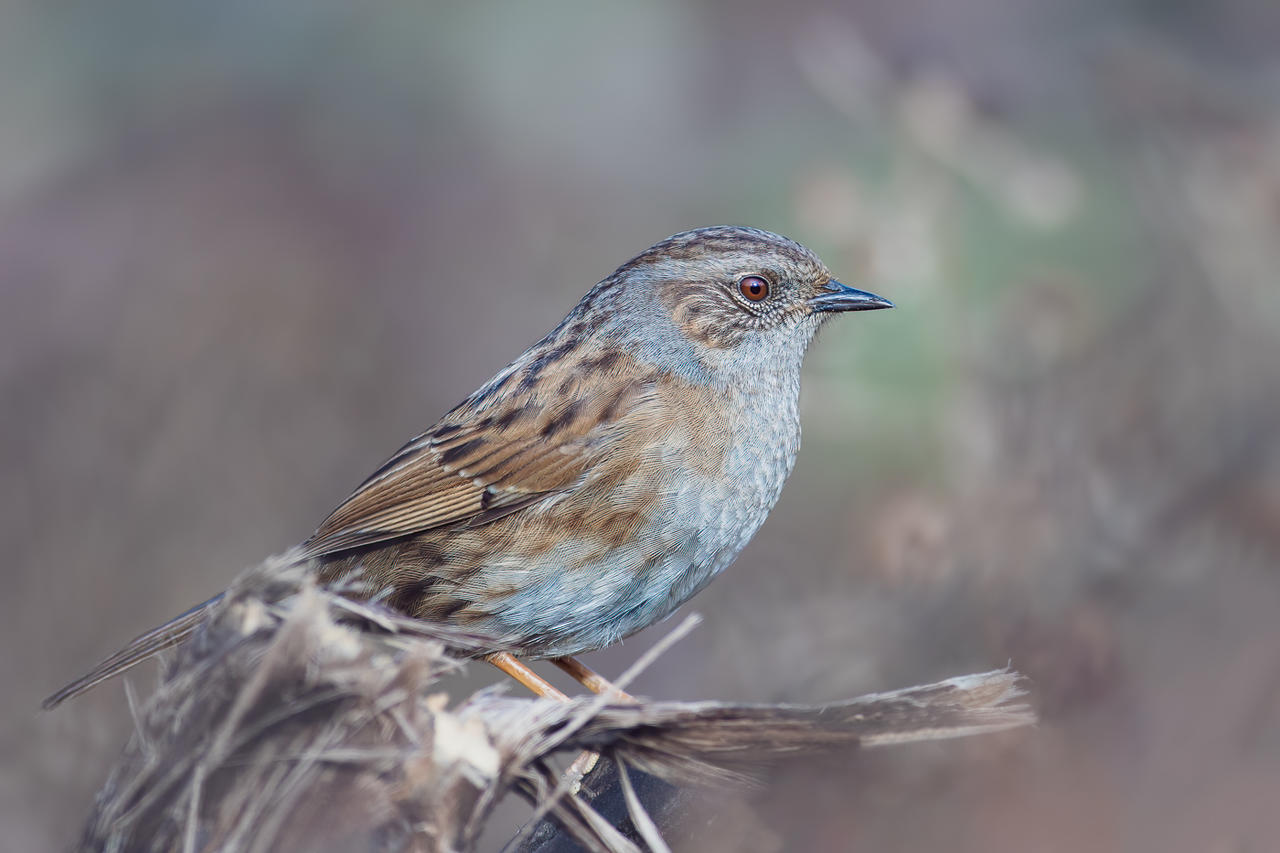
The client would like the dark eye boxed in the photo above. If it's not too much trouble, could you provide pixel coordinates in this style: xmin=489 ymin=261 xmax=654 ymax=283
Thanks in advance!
xmin=738 ymin=275 xmax=770 ymax=302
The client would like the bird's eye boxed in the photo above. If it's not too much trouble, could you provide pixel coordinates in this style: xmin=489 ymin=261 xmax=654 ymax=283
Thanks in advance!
xmin=738 ymin=275 xmax=770 ymax=302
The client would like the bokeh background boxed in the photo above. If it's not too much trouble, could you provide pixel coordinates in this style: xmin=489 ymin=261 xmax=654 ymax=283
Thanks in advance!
xmin=5 ymin=1 xmax=1280 ymax=850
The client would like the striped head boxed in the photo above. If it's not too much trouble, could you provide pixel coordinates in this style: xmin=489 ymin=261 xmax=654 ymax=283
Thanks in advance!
xmin=568 ymin=226 xmax=893 ymax=385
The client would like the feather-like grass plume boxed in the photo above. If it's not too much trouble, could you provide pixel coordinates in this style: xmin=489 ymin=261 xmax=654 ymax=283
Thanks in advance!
xmin=75 ymin=551 xmax=1034 ymax=853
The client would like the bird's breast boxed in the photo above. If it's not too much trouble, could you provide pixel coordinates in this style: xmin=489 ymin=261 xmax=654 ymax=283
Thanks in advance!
xmin=365 ymin=372 xmax=804 ymax=658
xmin=695 ymin=381 xmax=802 ymax=564
xmin=511 ymin=376 xmax=801 ymax=654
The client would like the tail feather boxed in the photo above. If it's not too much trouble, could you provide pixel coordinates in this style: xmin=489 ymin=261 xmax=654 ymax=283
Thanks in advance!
xmin=42 ymin=594 xmax=224 ymax=710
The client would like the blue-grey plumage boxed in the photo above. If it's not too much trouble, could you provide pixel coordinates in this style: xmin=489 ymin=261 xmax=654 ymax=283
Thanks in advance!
xmin=43 ymin=226 xmax=892 ymax=708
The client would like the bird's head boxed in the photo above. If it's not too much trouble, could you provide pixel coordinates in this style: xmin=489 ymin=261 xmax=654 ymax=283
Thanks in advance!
xmin=586 ymin=226 xmax=892 ymax=383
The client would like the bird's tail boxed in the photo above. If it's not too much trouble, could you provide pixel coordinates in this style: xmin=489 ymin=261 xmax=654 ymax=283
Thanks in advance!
xmin=42 ymin=593 xmax=224 ymax=710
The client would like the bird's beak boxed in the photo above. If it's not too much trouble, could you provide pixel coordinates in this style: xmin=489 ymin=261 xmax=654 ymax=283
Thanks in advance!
xmin=808 ymin=279 xmax=895 ymax=313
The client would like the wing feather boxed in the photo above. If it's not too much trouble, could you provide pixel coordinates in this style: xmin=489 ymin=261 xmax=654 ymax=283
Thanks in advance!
xmin=301 ymin=367 xmax=650 ymax=559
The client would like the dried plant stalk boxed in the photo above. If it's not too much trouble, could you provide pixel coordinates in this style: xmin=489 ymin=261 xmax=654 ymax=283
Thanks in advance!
xmin=76 ymin=552 xmax=1034 ymax=853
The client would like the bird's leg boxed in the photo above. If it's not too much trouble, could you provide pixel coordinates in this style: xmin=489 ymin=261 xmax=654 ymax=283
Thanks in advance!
xmin=484 ymin=652 xmax=569 ymax=700
xmin=548 ymin=655 xmax=640 ymax=787
xmin=484 ymin=653 xmax=613 ymax=788
xmin=552 ymin=655 xmax=636 ymax=702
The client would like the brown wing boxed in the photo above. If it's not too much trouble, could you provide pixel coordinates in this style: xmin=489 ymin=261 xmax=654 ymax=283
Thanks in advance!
xmin=301 ymin=366 xmax=648 ymax=559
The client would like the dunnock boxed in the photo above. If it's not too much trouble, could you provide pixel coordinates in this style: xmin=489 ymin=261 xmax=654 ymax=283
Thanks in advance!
xmin=45 ymin=226 xmax=891 ymax=708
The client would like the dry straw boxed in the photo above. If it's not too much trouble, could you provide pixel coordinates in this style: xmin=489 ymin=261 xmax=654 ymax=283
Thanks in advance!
xmin=77 ymin=551 xmax=1034 ymax=852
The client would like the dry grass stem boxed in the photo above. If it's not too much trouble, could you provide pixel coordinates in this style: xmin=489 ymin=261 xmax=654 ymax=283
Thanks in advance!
xmin=78 ymin=552 xmax=1034 ymax=853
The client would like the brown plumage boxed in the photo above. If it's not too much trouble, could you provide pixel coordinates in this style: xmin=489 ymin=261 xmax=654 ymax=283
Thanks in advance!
xmin=44 ymin=225 xmax=892 ymax=709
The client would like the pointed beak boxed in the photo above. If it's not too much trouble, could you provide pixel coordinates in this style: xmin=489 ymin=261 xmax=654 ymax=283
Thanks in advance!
xmin=808 ymin=279 xmax=895 ymax=313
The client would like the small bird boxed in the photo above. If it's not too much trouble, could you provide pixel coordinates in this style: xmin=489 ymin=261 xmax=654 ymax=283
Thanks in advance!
xmin=45 ymin=226 xmax=892 ymax=708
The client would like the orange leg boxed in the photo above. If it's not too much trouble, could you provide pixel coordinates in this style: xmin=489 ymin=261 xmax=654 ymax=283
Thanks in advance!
xmin=485 ymin=652 xmax=613 ymax=786
xmin=552 ymin=656 xmax=636 ymax=702
xmin=485 ymin=652 xmax=570 ymax=701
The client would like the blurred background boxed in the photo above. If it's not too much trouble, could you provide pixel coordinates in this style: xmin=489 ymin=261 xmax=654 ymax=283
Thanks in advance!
xmin=4 ymin=1 xmax=1279 ymax=850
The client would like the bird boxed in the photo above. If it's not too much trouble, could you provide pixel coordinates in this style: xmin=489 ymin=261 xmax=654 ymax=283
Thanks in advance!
xmin=44 ymin=225 xmax=892 ymax=709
